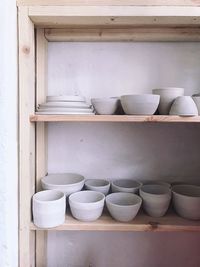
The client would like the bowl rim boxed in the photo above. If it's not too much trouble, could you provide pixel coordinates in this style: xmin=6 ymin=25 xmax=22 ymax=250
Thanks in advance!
xmin=112 ymin=179 xmax=142 ymax=189
xmin=121 ymin=94 xmax=160 ymax=98
xmin=106 ymin=192 xmax=142 ymax=207
xmin=85 ymin=179 xmax=110 ymax=188
xmin=140 ymin=184 xmax=171 ymax=196
xmin=41 ymin=173 xmax=85 ymax=187
xmin=172 ymin=184 xmax=200 ymax=198
xmin=69 ymin=190 xmax=105 ymax=205
xmin=33 ymin=190 xmax=65 ymax=203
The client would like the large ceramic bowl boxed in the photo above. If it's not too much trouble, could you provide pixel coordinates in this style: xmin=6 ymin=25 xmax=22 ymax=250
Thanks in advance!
xmin=32 ymin=190 xmax=66 ymax=228
xmin=120 ymin=94 xmax=160 ymax=115
xmin=69 ymin=190 xmax=105 ymax=221
xmin=85 ymin=179 xmax=110 ymax=195
xmin=106 ymin=192 xmax=142 ymax=222
xmin=91 ymin=97 xmax=119 ymax=115
xmin=139 ymin=185 xmax=171 ymax=217
xmin=153 ymin=87 xmax=184 ymax=115
xmin=172 ymin=185 xmax=200 ymax=220
xmin=111 ymin=179 xmax=142 ymax=194
xmin=169 ymin=96 xmax=198 ymax=116
xmin=41 ymin=173 xmax=85 ymax=196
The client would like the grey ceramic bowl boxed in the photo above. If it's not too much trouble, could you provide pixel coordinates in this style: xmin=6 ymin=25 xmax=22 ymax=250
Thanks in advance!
xmin=172 ymin=185 xmax=200 ymax=220
xmin=144 ymin=181 xmax=171 ymax=188
xmin=106 ymin=192 xmax=142 ymax=222
xmin=111 ymin=179 xmax=142 ymax=194
xmin=41 ymin=173 xmax=85 ymax=197
xmin=120 ymin=94 xmax=160 ymax=115
xmin=192 ymin=96 xmax=200 ymax=115
xmin=169 ymin=96 xmax=198 ymax=116
xmin=139 ymin=185 xmax=171 ymax=217
xmin=91 ymin=97 xmax=119 ymax=115
xmin=69 ymin=190 xmax=105 ymax=222
xmin=85 ymin=179 xmax=110 ymax=195
xmin=153 ymin=87 xmax=184 ymax=115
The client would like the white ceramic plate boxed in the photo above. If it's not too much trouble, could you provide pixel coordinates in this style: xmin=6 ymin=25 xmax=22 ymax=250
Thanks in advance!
xmin=47 ymin=95 xmax=85 ymax=102
xmin=39 ymin=102 xmax=90 ymax=109
xmin=36 ymin=111 xmax=95 ymax=115
xmin=37 ymin=107 xmax=93 ymax=113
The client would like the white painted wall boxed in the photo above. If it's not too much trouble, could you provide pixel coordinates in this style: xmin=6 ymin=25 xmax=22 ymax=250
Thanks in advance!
xmin=47 ymin=42 xmax=200 ymax=267
xmin=0 ymin=0 xmax=18 ymax=267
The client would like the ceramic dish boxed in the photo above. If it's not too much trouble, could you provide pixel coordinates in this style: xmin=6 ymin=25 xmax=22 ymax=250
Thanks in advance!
xmin=39 ymin=102 xmax=91 ymax=109
xmin=85 ymin=179 xmax=110 ymax=195
xmin=172 ymin=185 xmax=200 ymax=220
xmin=69 ymin=190 xmax=105 ymax=221
xmin=169 ymin=96 xmax=198 ymax=116
xmin=41 ymin=173 xmax=85 ymax=196
xmin=37 ymin=107 xmax=93 ymax=113
xmin=36 ymin=111 xmax=95 ymax=115
xmin=91 ymin=97 xmax=119 ymax=115
xmin=47 ymin=95 xmax=85 ymax=102
xmin=106 ymin=192 xmax=142 ymax=222
xmin=111 ymin=179 xmax=142 ymax=194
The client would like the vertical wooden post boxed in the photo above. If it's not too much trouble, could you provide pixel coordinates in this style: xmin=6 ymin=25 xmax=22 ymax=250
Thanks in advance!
xmin=35 ymin=28 xmax=48 ymax=267
xmin=18 ymin=6 xmax=36 ymax=267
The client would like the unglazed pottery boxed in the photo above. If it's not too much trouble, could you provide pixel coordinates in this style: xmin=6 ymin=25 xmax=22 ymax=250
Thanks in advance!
xmin=144 ymin=181 xmax=171 ymax=188
xmin=153 ymin=87 xmax=184 ymax=115
xmin=139 ymin=185 xmax=171 ymax=217
xmin=41 ymin=173 xmax=85 ymax=196
xmin=120 ymin=94 xmax=160 ymax=115
xmin=39 ymin=101 xmax=90 ymax=109
xmin=111 ymin=179 xmax=142 ymax=194
xmin=169 ymin=96 xmax=198 ymax=116
xmin=85 ymin=179 xmax=110 ymax=195
xmin=32 ymin=190 xmax=66 ymax=228
xmin=192 ymin=96 xmax=200 ymax=115
xmin=172 ymin=185 xmax=200 ymax=220
xmin=106 ymin=192 xmax=142 ymax=222
xmin=91 ymin=97 xmax=119 ymax=115
xmin=69 ymin=190 xmax=105 ymax=221
xmin=47 ymin=95 xmax=85 ymax=102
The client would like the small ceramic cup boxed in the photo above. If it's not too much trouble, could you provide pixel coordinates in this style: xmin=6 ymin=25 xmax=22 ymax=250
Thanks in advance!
xmin=32 ymin=190 xmax=66 ymax=228
xmin=139 ymin=185 xmax=171 ymax=217
xmin=111 ymin=179 xmax=142 ymax=194
xmin=85 ymin=179 xmax=110 ymax=195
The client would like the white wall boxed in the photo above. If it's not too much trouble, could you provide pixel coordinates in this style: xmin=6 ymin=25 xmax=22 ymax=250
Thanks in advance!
xmin=0 ymin=0 xmax=18 ymax=267
xmin=47 ymin=42 xmax=200 ymax=267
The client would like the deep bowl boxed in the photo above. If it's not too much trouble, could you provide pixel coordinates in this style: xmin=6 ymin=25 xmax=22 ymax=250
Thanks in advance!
xmin=120 ymin=94 xmax=160 ymax=115
xmin=106 ymin=192 xmax=142 ymax=222
xmin=85 ymin=179 xmax=110 ymax=195
xmin=111 ymin=179 xmax=142 ymax=194
xmin=41 ymin=173 xmax=85 ymax=196
xmin=69 ymin=190 xmax=105 ymax=221
xmin=91 ymin=97 xmax=119 ymax=115
xmin=169 ymin=96 xmax=198 ymax=116
xmin=172 ymin=185 xmax=200 ymax=220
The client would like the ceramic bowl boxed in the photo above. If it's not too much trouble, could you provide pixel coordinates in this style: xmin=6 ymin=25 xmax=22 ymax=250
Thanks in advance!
xmin=153 ymin=87 xmax=184 ymax=115
xmin=139 ymin=185 xmax=171 ymax=217
xmin=172 ymin=185 xmax=200 ymax=220
xmin=169 ymin=96 xmax=198 ymax=116
xmin=85 ymin=179 xmax=110 ymax=195
xmin=144 ymin=181 xmax=171 ymax=188
xmin=69 ymin=190 xmax=105 ymax=221
xmin=192 ymin=96 xmax=200 ymax=115
xmin=32 ymin=190 xmax=66 ymax=228
xmin=120 ymin=94 xmax=160 ymax=115
xmin=111 ymin=179 xmax=142 ymax=194
xmin=41 ymin=173 xmax=85 ymax=196
xmin=106 ymin=192 xmax=142 ymax=222
xmin=91 ymin=97 xmax=119 ymax=115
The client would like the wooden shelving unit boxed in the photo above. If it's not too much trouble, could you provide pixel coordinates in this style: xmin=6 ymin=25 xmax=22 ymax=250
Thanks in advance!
xmin=18 ymin=1 xmax=200 ymax=266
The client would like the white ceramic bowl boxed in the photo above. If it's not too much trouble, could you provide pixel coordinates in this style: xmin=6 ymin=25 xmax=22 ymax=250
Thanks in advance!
xmin=69 ymin=190 xmax=105 ymax=221
xmin=120 ymin=94 xmax=160 ymax=115
xmin=192 ymin=96 xmax=200 ymax=115
xmin=106 ymin=192 xmax=142 ymax=222
xmin=153 ymin=87 xmax=184 ymax=115
xmin=91 ymin=97 xmax=119 ymax=115
xmin=139 ymin=185 xmax=171 ymax=217
xmin=41 ymin=173 xmax=85 ymax=196
xmin=32 ymin=190 xmax=66 ymax=228
xmin=169 ymin=96 xmax=198 ymax=116
xmin=172 ymin=185 xmax=200 ymax=220
xmin=144 ymin=181 xmax=171 ymax=188
xmin=112 ymin=179 xmax=142 ymax=194
xmin=85 ymin=179 xmax=110 ymax=195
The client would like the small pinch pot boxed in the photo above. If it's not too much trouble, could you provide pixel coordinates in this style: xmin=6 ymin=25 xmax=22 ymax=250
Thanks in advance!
xmin=153 ymin=87 xmax=184 ymax=115
xmin=41 ymin=173 xmax=85 ymax=197
xmin=91 ymin=97 xmax=119 ymax=115
xmin=69 ymin=190 xmax=105 ymax=222
xmin=120 ymin=94 xmax=160 ymax=115
xmin=143 ymin=181 xmax=171 ymax=188
xmin=192 ymin=96 xmax=200 ymax=115
xmin=169 ymin=96 xmax=198 ymax=116
xmin=32 ymin=190 xmax=66 ymax=228
xmin=85 ymin=179 xmax=110 ymax=196
xmin=139 ymin=185 xmax=171 ymax=217
xmin=111 ymin=179 xmax=142 ymax=194
xmin=172 ymin=185 xmax=200 ymax=220
xmin=106 ymin=192 xmax=142 ymax=222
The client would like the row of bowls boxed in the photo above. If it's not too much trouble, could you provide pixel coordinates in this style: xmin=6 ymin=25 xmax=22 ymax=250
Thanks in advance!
xmin=91 ymin=87 xmax=200 ymax=116
xmin=32 ymin=173 xmax=200 ymax=228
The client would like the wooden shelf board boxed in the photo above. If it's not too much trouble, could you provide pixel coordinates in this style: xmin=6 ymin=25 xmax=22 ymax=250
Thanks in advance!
xmin=30 ymin=115 xmax=200 ymax=123
xmin=30 ymin=211 xmax=200 ymax=232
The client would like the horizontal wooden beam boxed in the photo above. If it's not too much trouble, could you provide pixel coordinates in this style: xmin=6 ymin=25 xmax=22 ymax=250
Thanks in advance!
xmin=29 ymin=6 xmax=200 ymax=27
xmin=45 ymin=27 xmax=200 ymax=41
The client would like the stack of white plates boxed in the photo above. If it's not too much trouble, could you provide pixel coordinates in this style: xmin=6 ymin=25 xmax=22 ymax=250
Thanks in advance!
xmin=36 ymin=95 xmax=95 ymax=115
